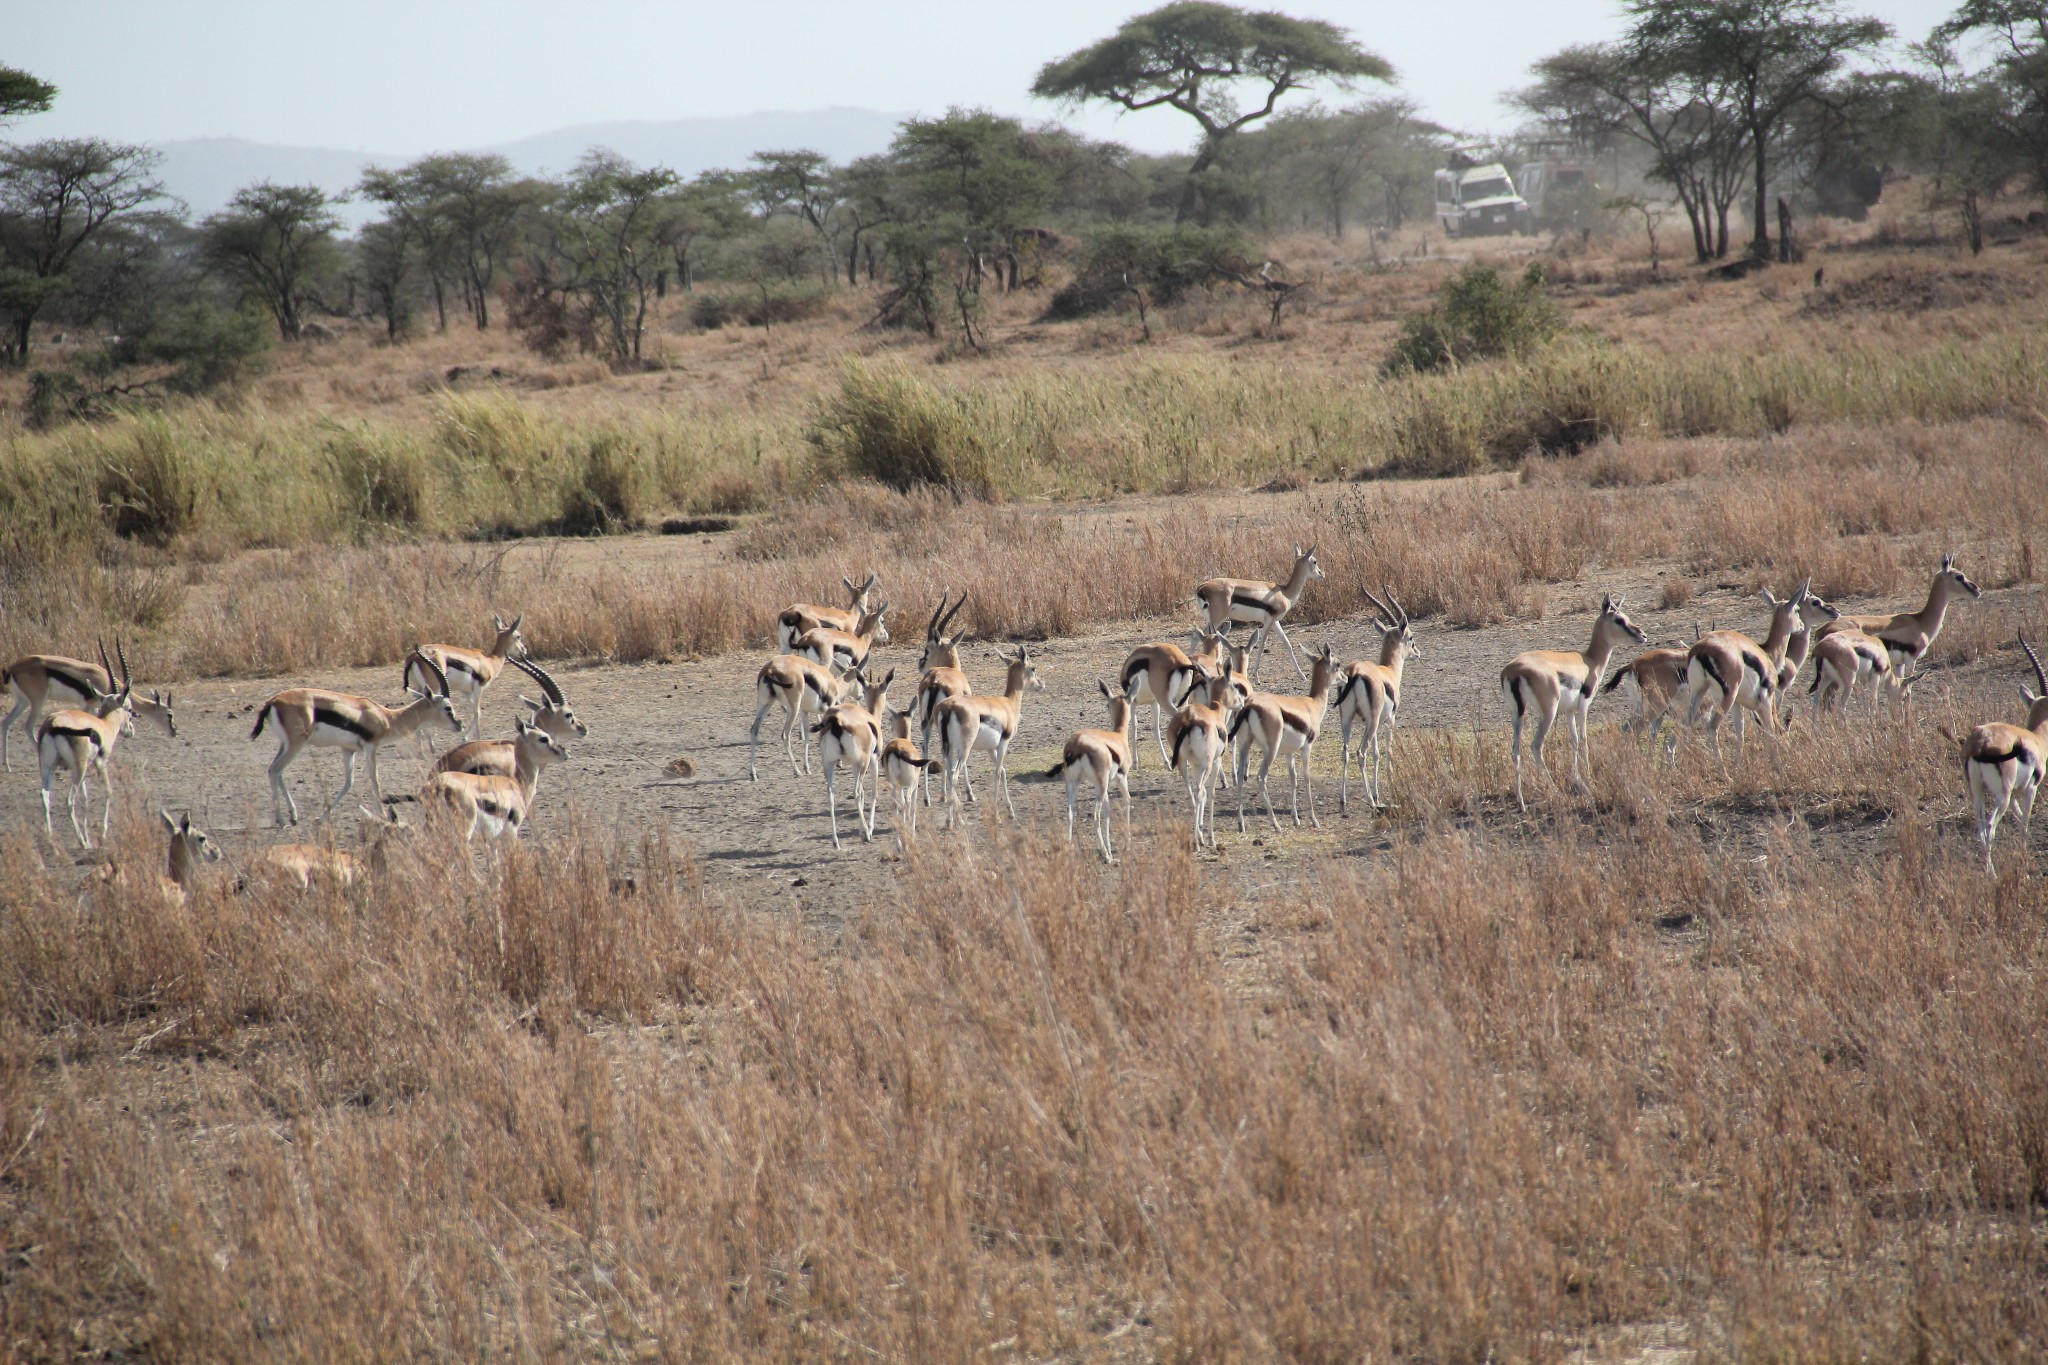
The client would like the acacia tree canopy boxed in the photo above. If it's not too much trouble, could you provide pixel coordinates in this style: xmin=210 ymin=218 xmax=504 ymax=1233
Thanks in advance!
xmin=1032 ymin=2 xmax=1392 ymax=220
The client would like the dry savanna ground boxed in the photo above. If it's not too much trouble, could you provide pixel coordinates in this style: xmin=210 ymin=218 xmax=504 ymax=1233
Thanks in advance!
xmin=3 ymin=214 xmax=2048 ymax=1360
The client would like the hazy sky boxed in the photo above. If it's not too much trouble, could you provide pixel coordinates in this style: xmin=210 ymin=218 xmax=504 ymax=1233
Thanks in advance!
xmin=12 ymin=0 xmax=1963 ymax=155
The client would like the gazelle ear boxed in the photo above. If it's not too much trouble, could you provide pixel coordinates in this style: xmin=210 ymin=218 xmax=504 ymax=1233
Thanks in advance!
xmin=520 ymin=696 xmax=541 ymax=711
xmin=843 ymin=575 xmax=858 ymax=594
xmin=161 ymin=807 xmax=177 ymax=833
xmin=493 ymin=613 xmax=506 ymax=631
xmin=509 ymin=614 xmax=522 ymax=631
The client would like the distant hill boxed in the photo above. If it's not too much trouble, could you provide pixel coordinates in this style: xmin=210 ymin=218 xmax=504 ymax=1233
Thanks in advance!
xmin=152 ymin=107 xmax=907 ymax=228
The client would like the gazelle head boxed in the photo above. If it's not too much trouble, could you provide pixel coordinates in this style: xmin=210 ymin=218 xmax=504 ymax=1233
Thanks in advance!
xmin=1938 ymin=552 xmax=1981 ymax=601
xmin=1295 ymin=543 xmax=1325 ymax=584
xmin=513 ymin=716 xmax=572 ymax=767
xmin=920 ymin=592 xmax=970 ymax=672
xmin=1096 ymin=678 xmax=1133 ymax=733
xmin=1761 ymin=578 xmax=1840 ymax=630
xmin=490 ymin=613 xmax=528 ymax=659
xmin=862 ymin=668 xmax=896 ymax=716
xmin=995 ymin=644 xmax=1044 ymax=694
xmin=160 ymin=808 xmax=222 ymax=879
xmin=842 ymin=573 xmax=880 ymax=612
xmin=855 ymin=601 xmax=892 ymax=646
xmin=1363 ymin=585 xmax=1419 ymax=659
xmin=889 ymin=706 xmax=916 ymax=741
xmin=1595 ymin=594 xmax=1648 ymax=648
xmin=133 ymin=687 xmax=177 ymax=739
xmin=405 ymin=651 xmax=465 ymax=734
xmin=2019 ymin=633 xmax=2048 ymax=729
xmin=510 ymin=656 xmax=587 ymax=739
xmin=90 ymin=639 xmax=136 ymax=729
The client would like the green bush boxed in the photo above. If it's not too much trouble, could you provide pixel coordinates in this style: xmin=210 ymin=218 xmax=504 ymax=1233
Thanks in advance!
xmin=556 ymin=432 xmax=649 ymax=534
xmin=327 ymin=425 xmax=431 ymax=530
xmin=1045 ymin=224 xmax=1252 ymax=319
xmin=139 ymin=304 xmax=274 ymax=394
xmin=1385 ymin=264 xmax=1562 ymax=376
xmin=688 ymin=292 xmax=737 ymax=329
xmin=95 ymin=416 xmax=204 ymax=546
xmin=807 ymin=360 xmax=991 ymax=495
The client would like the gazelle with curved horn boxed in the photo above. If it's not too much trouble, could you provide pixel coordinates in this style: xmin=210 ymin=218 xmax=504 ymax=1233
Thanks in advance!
xmin=879 ymin=706 xmax=943 ymax=851
xmin=1818 ymin=552 xmax=1980 ymax=677
xmin=1500 ymin=595 xmax=1648 ymax=809
xmin=914 ymin=592 xmax=973 ymax=797
xmin=408 ymin=718 xmax=570 ymax=841
xmin=1229 ymin=642 xmax=1338 ymax=833
xmin=402 ymin=613 xmax=527 ymax=746
xmin=432 ymin=657 xmax=588 ymax=779
xmin=812 ymin=669 xmax=894 ymax=851
xmin=35 ymin=641 xmax=138 ymax=848
xmin=1046 ymin=681 xmax=1135 ymax=863
xmin=777 ymin=573 xmax=880 ymax=653
xmin=936 ymin=645 xmax=1043 ymax=826
xmin=1336 ymin=587 xmax=1419 ymax=814
xmin=251 ymin=651 xmax=463 ymax=826
xmin=4 ymin=647 xmax=175 ymax=772
xmin=1957 ymin=634 xmax=2048 ymax=871
xmin=507 ymin=655 xmax=587 ymax=743
xmin=749 ymin=654 xmax=861 ymax=780
xmin=1194 ymin=543 xmax=1324 ymax=684
xmin=1679 ymin=582 xmax=1837 ymax=757
xmin=796 ymin=601 xmax=891 ymax=677
xmin=1166 ymin=665 xmax=1237 ymax=851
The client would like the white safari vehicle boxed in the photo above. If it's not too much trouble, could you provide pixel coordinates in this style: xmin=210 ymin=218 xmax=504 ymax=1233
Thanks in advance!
xmin=1434 ymin=162 xmax=1532 ymax=238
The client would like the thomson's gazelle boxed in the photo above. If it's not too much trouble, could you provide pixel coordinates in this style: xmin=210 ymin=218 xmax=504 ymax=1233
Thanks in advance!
xmin=749 ymin=654 xmax=859 ymax=779
xmin=914 ymin=593 xmax=973 ymax=802
xmin=879 ymin=706 xmax=942 ymax=851
xmin=4 ymin=648 xmax=175 ymax=772
xmin=1230 ymin=642 xmax=1337 ymax=832
xmin=1195 ymin=543 xmax=1324 ymax=684
xmin=1818 ymin=552 xmax=1980 ymax=676
xmin=936 ymin=645 xmax=1043 ymax=826
xmin=1957 ymin=634 xmax=2048 ymax=871
xmin=1046 ymin=681 xmax=1134 ymax=863
xmin=404 ymin=613 xmax=527 ymax=744
xmin=433 ymin=658 xmax=586 ymax=780
xmin=1680 ymin=582 xmax=1835 ymax=757
xmin=812 ymin=669 xmax=893 ymax=850
xmin=34 ymin=642 xmax=139 ymax=849
xmin=251 ymin=652 xmax=463 ymax=826
xmin=1120 ymin=628 xmax=1223 ymax=768
xmin=412 ymin=718 xmax=569 ymax=841
xmin=1336 ymin=587 xmax=1417 ymax=814
xmin=1166 ymin=665 xmax=1236 ymax=850
xmin=777 ymin=574 xmax=879 ymax=653
xmin=796 ymin=601 xmax=891 ymax=676
xmin=1500 ymin=595 xmax=1647 ymax=809
xmin=1810 ymin=627 xmax=1895 ymax=714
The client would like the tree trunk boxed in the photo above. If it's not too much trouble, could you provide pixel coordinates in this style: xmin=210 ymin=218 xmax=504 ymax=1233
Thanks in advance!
xmin=1681 ymin=194 xmax=1710 ymax=264
xmin=1751 ymin=136 xmax=1771 ymax=257
xmin=1776 ymin=198 xmax=1793 ymax=263
xmin=431 ymin=275 xmax=448 ymax=331
xmin=9 ymin=315 xmax=30 ymax=365
xmin=1176 ymin=139 xmax=1222 ymax=224
xmin=1963 ymin=189 xmax=1983 ymax=254
xmin=473 ymin=273 xmax=492 ymax=329
xmin=846 ymin=230 xmax=862 ymax=287
xmin=1715 ymin=202 xmax=1729 ymax=259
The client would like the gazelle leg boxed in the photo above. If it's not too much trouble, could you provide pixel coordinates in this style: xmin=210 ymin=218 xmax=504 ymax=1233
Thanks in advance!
xmin=98 ymin=764 xmax=113 ymax=843
xmin=1305 ymin=745 xmax=1319 ymax=828
xmin=747 ymin=700 xmax=771 ymax=781
xmin=1568 ymin=706 xmax=1589 ymax=792
xmin=825 ymin=756 xmax=843 ymax=851
xmin=998 ymin=738 xmax=1016 ymax=819
xmin=326 ymin=751 xmax=358 ymax=820
xmin=1268 ymin=618 xmax=1309 ymax=684
xmin=269 ymin=740 xmax=302 ymax=826
xmin=1065 ymin=772 xmax=1078 ymax=844
xmin=1257 ymin=745 xmax=1282 ymax=833
xmin=1370 ymin=725 xmax=1387 ymax=808
xmin=1339 ymin=713 xmax=1354 ymax=815
xmin=1 ymin=694 xmax=28 ymax=771
xmin=1510 ymin=707 xmax=1528 ymax=811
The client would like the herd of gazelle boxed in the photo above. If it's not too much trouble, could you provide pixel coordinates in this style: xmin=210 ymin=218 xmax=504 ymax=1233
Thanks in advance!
xmin=4 ymin=543 xmax=2043 ymax=877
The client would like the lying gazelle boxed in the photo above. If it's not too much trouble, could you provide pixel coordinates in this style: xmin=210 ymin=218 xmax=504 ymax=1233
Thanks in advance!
xmin=93 ymin=810 xmax=223 ymax=904
xmin=879 ymin=707 xmax=942 ymax=852
xmin=432 ymin=658 xmax=586 ymax=780
xmin=1336 ymin=587 xmax=1418 ymax=814
xmin=1120 ymin=627 xmax=1226 ymax=768
xmin=1817 ymin=552 xmax=1980 ymax=680
xmin=1230 ymin=642 xmax=1337 ymax=833
xmin=795 ymin=600 xmax=891 ymax=676
xmin=251 ymin=652 xmax=462 ymax=826
xmin=404 ymin=718 xmax=570 ymax=841
xmin=1046 ymin=681 xmax=1135 ymax=863
xmin=35 ymin=641 xmax=140 ymax=849
xmin=1679 ymin=582 xmax=1837 ymax=757
xmin=777 ymin=573 xmax=880 ymax=653
xmin=4 ymin=647 xmax=175 ymax=772
xmin=250 ymin=840 xmax=365 ymax=890
xmin=749 ymin=653 xmax=861 ymax=779
xmin=404 ymin=613 xmax=527 ymax=745
xmin=1166 ymin=664 xmax=1237 ymax=851
xmin=812 ymin=669 xmax=894 ymax=851
xmin=1956 ymin=634 xmax=2048 ymax=872
xmin=1500 ymin=595 xmax=1648 ymax=810
xmin=914 ymin=592 xmax=973 ymax=802
xmin=937 ymin=645 xmax=1043 ymax=827
xmin=1195 ymin=543 xmax=1324 ymax=685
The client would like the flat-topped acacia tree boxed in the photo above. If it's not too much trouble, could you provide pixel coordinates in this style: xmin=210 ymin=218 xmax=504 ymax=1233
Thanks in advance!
xmin=1032 ymin=2 xmax=1391 ymax=222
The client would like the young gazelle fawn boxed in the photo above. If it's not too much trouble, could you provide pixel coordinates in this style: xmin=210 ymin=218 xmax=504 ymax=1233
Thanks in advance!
xmin=1956 ymin=634 xmax=2048 ymax=871
xmin=1195 ymin=543 xmax=1324 ymax=685
xmin=1501 ymin=595 xmax=1648 ymax=809
xmin=4 ymin=647 xmax=175 ymax=772
xmin=777 ymin=574 xmax=879 ymax=653
xmin=1818 ymin=552 xmax=1980 ymax=683
xmin=1336 ymin=588 xmax=1418 ymax=814
xmin=1046 ymin=681 xmax=1135 ymax=863
xmin=879 ymin=706 xmax=942 ymax=851
xmin=749 ymin=654 xmax=860 ymax=779
xmin=795 ymin=601 xmax=891 ymax=676
xmin=35 ymin=642 xmax=141 ymax=849
xmin=1680 ymin=582 xmax=1836 ymax=757
xmin=936 ymin=645 xmax=1043 ymax=827
xmin=1166 ymin=665 xmax=1237 ymax=851
xmin=409 ymin=718 xmax=570 ymax=841
xmin=403 ymin=613 xmax=526 ymax=745
xmin=914 ymin=593 xmax=973 ymax=802
xmin=812 ymin=670 xmax=894 ymax=850
xmin=251 ymin=652 xmax=463 ymax=826
xmin=1230 ymin=643 xmax=1338 ymax=832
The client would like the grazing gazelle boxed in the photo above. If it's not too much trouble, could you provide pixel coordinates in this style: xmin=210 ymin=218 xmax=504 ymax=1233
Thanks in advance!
xmin=4 ymin=647 xmax=176 ymax=772
xmin=914 ymin=592 xmax=973 ymax=799
xmin=251 ymin=841 xmax=365 ymax=890
xmin=812 ymin=670 xmax=894 ymax=851
xmin=1230 ymin=642 xmax=1338 ymax=833
xmin=409 ymin=718 xmax=570 ymax=841
xmin=1500 ymin=595 xmax=1648 ymax=809
xmin=777 ymin=573 xmax=880 ymax=653
xmin=403 ymin=613 xmax=527 ymax=745
xmin=1120 ymin=628 xmax=1225 ymax=768
xmin=1046 ymin=681 xmax=1135 ymax=863
xmin=35 ymin=641 xmax=139 ymax=849
xmin=1956 ymin=634 xmax=2048 ymax=871
xmin=879 ymin=707 xmax=942 ymax=851
xmin=936 ymin=645 xmax=1044 ymax=826
xmin=795 ymin=601 xmax=891 ymax=676
xmin=1166 ymin=665 xmax=1238 ymax=851
xmin=749 ymin=654 xmax=860 ymax=779
xmin=251 ymin=652 xmax=463 ymax=826
xmin=1680 ymin=582 xmax=1836 ymax=757
xmin=1195 ymin=543 xmax=1325 ymax=684
xmin=1818 ymin=552 xmax=1980 ymax=677
xmin=1336 ymin=587 xmax=1418 ymax=814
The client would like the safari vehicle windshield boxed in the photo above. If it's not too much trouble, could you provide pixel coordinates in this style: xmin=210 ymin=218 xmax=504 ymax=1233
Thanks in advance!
xmin=1459 ymin=177 xmax=1513 ymax=202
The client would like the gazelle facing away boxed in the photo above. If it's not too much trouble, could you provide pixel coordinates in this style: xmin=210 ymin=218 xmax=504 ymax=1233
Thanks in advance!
xmin=1680 ymin=582 xmax=1836 ymax=757
xmin=1195 ymin=543 xmax=1324 ymax=685
xmin=35 ymin=642 xmax=139 ymax=848
xmin=1810 ymin=627 xmax=1896 ymax=714
xmin=937 ymin=645 xmax=1043 ymax=826
xmin=1818 ymin=552 xmax=1980 ymax=676
xmin=750 ymin=654 xmax=860 ymax=779
xmin=1166 ymin=665 xmax=1237 ymax=851
xmin=1336 ymin=587 xmax=1418 ymax=814
xmin=914 ymin=592 xmax=973 ymax=797
xmin=1957 ymin=634 xmax=2048 ymax=871
xmin=879 ymin=706 xmax=942 ymax=851
xmin=1120 ymin=628 xmax=1225 ymax=768
xmin=404 ymin=613 xmax=527 ymax=744
xmin=411 ymin=718 xmax=570 ymax=841
xmin=1500 ymin=595 xmax=1648 ymax=810
xmin=1046 ymin=681 xmax=1135 ymax=863
xmin=4 ymin=647 xmax=175 ymax=772
xmin=1230 ymin=642 xmax=1338 ymax=833
xmin=812 ymin=669 xmax=894 ymax=851
xmin=777 ymin=574 xmax=880 ymax=653
xmin=796 ymin=601 xmax=891 ymax=676
xmin=1603 ymin=644 xmax=1693 ymax=749
xmin=252 ymin=652 xmax=463 ymax=826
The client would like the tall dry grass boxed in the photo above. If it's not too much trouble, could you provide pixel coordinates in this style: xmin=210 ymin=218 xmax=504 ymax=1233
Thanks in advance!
xmin=3 ymin=764 xmax=2044 ymax=1359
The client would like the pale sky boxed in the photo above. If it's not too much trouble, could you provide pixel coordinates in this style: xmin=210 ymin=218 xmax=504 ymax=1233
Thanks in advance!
xmin=10 ymin=0 xmax=1963 ymax=156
